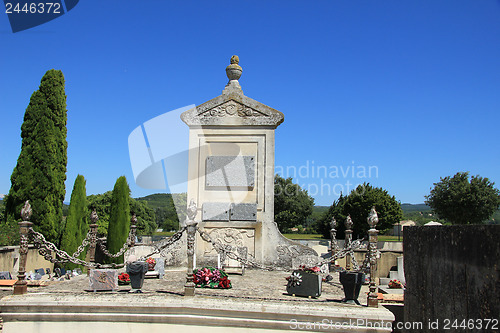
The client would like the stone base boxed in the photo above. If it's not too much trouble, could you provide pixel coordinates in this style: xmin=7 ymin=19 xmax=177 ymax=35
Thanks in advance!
xmin=0 ymin=293 xmax=395 ymax=333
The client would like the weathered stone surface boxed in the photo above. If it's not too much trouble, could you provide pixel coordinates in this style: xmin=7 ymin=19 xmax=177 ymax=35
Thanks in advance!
xmin=404 ymin=225 xmax=500 ymax=329
xmin=205 ymin=155 xmax=255 ymax=188
xmin=202 ymin=202 xmax=230 ymax=221
xmin=230 ymin=203 xmax=257 ymax=221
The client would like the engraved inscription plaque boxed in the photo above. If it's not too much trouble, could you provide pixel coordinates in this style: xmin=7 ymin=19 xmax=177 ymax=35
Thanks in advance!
xmin=202 ymin=202 xmax=230 ymax=221
xmin=206 ymin=155 xmax=255 ymax=188
xmin=230 ymin=203 xmax=257 ymax=221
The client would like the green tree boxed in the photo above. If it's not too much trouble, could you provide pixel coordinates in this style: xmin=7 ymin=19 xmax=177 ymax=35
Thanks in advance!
xmin=319 ymin=183 xmax=403 ymax=239
xmin=274 ymin=175 xmax=315 ymax=233
xmin=425 ymin=172 xmax=500 ymax=224
xmin=60 ymin=175 xmax=88 ymax=269
xmin=4 ymin=69 xmax=67 ymax=244
xmin=106 ymin=176 xmax=131 ymax=263
xmin=87 ymin=191 xmax=156 ymax=236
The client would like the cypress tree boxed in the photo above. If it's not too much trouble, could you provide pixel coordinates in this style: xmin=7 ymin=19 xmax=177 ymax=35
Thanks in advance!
xmin=60 ymin=175 xmax=88 ymax=269
xmin=4 ymin=69 xmax=68 ymax=244
xmin=106 ymin=176 xmax=130 ymax=263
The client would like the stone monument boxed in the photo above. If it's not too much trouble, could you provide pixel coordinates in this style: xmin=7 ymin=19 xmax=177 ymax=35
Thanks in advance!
xmin=181 ymin=56 xmax=316 ymax=267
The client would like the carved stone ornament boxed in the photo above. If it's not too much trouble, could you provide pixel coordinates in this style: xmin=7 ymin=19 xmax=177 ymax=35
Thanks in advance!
xmin=187 ymin=199 xmax=197 ymax=222
xmin=205 ymin=100 xmax=262 ymax=118
xmin=90 ymin=209 xmax=99 ymax=224
xmin=345 ymin=215 xmax=353 ymax=230
xmin=204 ymin=228 xmax=254 ymax=256
xmin=330 ymin=216 xmax=337 ymax=229
xmin=21 ymin=201 xmax=32 ymax=221
xmin=368 ymin=207 xmax=379 ymax=229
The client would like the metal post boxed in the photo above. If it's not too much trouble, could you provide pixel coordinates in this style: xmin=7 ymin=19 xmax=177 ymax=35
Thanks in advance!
xmin=344 ymin=215 xmax=353 ymax=271
xmin=330 ymin=216 xmax=338 ymax=254
xmin=367 ymin=207 xmax=379 ymax=307
xmin=184 ymin=199 xmax=198 ymax=296
xmin=87 ymin=209 xmax=99 ymax=275
xmin=129 ymin=213 xmax=137 ymax=248
xmin=13 ymin=201 xmax=33 ymax=295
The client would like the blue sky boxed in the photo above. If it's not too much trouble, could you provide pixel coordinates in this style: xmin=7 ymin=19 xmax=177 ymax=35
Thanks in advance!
xmin=1 ymin=1 xmax=499 ymax=206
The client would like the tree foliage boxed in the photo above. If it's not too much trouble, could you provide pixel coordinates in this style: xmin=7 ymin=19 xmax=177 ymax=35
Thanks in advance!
xmin=106 ymin=176 xmax=130 ymax=263
xmin=87 ymin=191 xmax=156 ymax=236
xmin=4 ymin=69 xmax=67 ymax=244
xmin=60 ymin=175 xmax=88 ymax=269
xmin=274 ymin=175 xmax=315 ymax=232
xmin=425 ymin=172 xmax=500 ymax=224
xmin=318 ymin=183 xmax=403 ymax=239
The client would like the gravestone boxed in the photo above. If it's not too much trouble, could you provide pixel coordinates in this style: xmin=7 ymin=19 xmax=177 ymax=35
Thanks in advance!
xmin=181 ymin=56 xmax=317 ymax=267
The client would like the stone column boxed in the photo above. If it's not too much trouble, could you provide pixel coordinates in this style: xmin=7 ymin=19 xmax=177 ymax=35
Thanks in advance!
xmin=87 ymin=209 xmax=99 ymax=274
xmin=367 ymin=207 xmax=379 ymax=308
xmin=13 ymin=201 xmax=33 ymax=295
xmin=344 ymin=215 xmax=353 ymax=271
xmin=184 ymin=199 xmax=198 ymax=296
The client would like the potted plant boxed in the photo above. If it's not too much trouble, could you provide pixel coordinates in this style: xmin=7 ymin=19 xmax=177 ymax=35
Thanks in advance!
xmin=286 ymin=265 xmax=322 ymax=298
xmin=192 ymin=267 xmax=231 ymax=289
xmin=339 ymin=270 xmax=365 ymax=305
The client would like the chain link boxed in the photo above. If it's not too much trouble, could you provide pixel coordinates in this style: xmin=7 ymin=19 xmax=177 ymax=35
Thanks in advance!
xmin=71 ymin=230 xmax=92 ymax=258
xmin=137 ymin=227 xmax=187 ymax=261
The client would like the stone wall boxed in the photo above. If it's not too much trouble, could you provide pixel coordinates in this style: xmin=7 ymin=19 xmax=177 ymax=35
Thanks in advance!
xmin=0 ymin=245 xmax=54 ymax=277
xmin=404 ymin=225 xmax=500 ymax=329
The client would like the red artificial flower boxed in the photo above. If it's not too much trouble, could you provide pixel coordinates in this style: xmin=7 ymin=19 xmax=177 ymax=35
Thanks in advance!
xmin=193 ymin=273 xmax=200 ymax=284
xmin=218 ymin=276 xmax=231 ymax=289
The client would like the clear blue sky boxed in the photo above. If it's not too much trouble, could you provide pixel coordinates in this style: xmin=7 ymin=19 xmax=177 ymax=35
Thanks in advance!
xmin=1 ymin=1 xmax=499 ymax=206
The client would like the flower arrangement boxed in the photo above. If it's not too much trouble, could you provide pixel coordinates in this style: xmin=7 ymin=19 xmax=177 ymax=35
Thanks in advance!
xmin=192 ymin=267 xmax=231 ymax=289
xmin=388 ymin=279 xmax=403 ymax=289
xmin=298 ymin=265 xmax=321 ymax=274
xmin=118 ymin=273 xmax=130 ymax=285
xmin=146 ymin=257 xmax=156 ymax=271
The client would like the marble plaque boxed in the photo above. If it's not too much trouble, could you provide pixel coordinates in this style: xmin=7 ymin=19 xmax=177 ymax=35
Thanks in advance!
xmin=205 ymin=155 xmax=255 ymax=188
xmin=230 ymin=203 xmax=257 ymax=221
xmin=202 ymin=202 xmax=230 ymax=221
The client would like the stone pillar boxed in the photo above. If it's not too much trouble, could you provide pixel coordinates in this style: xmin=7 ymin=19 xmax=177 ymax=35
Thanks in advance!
xmin=13 ymin=201 xmax=33 ymax=295
xmin=87 ymin=209 xmax=99 ymax=274
xmin=330 ymin=217 xmax=338 ymax=254
xmin=344 ymin=215 xmax=353 ymax=271
xmin=184 ymin=199 xmax=198 ymax=296
xmin=367 ymin=207 xmax=379 ymax=308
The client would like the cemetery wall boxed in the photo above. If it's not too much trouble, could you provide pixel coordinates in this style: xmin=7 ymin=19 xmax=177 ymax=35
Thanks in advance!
xmin=404 ymin=225 xmax=500 ymax=330
xmin=0 ymin=245 xmax=54 ymax=277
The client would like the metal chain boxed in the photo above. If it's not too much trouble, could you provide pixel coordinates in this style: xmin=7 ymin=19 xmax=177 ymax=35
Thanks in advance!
xmin=29 ymin=228 xmax=126 ymax=269
xmin=137 ymin=227 xmax=187 ymax=261
xmin=97 ymin=238 xmax=130 ymax=258
xmin=71 ymin=230 xmax=93 ymax=258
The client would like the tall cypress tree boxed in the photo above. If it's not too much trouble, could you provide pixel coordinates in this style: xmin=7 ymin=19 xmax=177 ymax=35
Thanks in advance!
xmin=60 ymin=175 xmax=88 ymax=269
xmin=4 ymin=69 xmax=68 ymax=244
xmin=106 ymin=176 xmax=130 ymax=263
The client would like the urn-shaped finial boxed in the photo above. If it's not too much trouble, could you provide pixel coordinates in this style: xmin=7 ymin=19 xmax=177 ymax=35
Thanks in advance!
xmin=90 ymin=209 xmax=99 ymax=224
xmin=226 ymin=55 xmax=242 ymax=81
xmin=345 ymin=215 xmax=353 ymax=230
xmin=330 ymin=216 xmax=337 ymax=229
xmin=21 ymin=200 xmax=32 ymax=221
xmin=368 ymin=206 xmax=379 ymax=229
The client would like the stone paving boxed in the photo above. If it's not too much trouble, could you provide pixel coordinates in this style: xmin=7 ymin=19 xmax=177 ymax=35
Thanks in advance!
xmin=0 ymin=268 xmax=370 ymax=305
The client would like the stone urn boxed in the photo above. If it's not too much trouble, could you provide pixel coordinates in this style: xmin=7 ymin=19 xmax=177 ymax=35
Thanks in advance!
xmin=339 ymin=271 xmax=365 ymax=305
xmin=126 ymin=261 xmax=147 ymax=292
xmin=225 ymin=55 xmax=242 ymax=81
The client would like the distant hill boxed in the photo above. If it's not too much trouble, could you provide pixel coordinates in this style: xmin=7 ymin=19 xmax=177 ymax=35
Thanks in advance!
xmin=401 ymin=203 xmax=431 ymax=214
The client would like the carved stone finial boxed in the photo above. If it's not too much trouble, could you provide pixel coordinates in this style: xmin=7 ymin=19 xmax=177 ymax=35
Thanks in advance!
xmin=345 ymin=215 xmax=353 ymax=230
xmin=187 ymin=199 xmax=197 ymax=221
xmin=90 ymin=209 xmax=99 ymax=224
xmin=131 ymin=213 xmax=137 ymax=225
xmin=21 ymin=201 xmax=32 ymax=221
xmin=226 ymin=55 xmax=242 ymax=81
xmin=368 ymin=206 xmax=379 ymax=229
xmin=330 ymin=216 xmax=337 ymax=229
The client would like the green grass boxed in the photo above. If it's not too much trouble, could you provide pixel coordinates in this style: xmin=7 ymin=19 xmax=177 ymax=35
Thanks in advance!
xmin=152 ymin=231 xmax=175 ymax=237
xmin=283 ymin=234 xmax=324 ymax=240
xmin=378 ymin=235 xmax=403 ymax=242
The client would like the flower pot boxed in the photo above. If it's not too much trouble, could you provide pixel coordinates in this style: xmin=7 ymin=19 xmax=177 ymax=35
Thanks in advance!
xmin=339 ymin=271 xmax=365 ymax=305
xmin=286 ymin=270 xmax=322 ymax=298
xmin=148 ymin=262 xmax=156 ymax=271
xmin=126 ymin=261 xmax=147 ymax=290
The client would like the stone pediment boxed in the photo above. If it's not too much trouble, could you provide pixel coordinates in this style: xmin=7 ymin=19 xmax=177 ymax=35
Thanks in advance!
xmin=181 ymin=84 xmax=284 ymax=128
